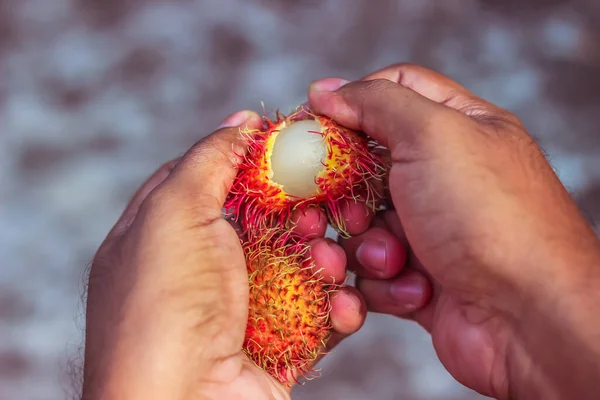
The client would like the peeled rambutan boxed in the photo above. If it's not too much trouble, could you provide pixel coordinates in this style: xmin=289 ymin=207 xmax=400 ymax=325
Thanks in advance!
xmin=225 ymin=107 xmax=388 ymax=237
xmin=242 ymin=229 xmax=336 ymax=384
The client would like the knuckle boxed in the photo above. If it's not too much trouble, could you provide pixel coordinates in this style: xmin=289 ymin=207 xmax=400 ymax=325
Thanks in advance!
xmin=142 ymin=184 xmax=173 ymax=213
xmin=144 ymin=186 xmax=223 ymax=229
xmin=158 ymin=158 xmax=179 ymax=175
xmin=361 ymin=78 xmax=397 ymax=93
xmin=185 ymin=132 xmax=241 ymax=172
xmin=185 ymin=196 xmax=224 ymax=227
xmin=486 ymin=110 xmax=524 ymax=131
xmin=346 ymin=79 xmax=401 ymax=132
xmin=460 ymin=98 xmax=525 ymax=132
xmin=139 ymin=186 xmax=193 ymax=232
xmin=496 ymin=111 xmax=525 ymax=130
xmin=455 ymin=97 xmax=493 ymax=117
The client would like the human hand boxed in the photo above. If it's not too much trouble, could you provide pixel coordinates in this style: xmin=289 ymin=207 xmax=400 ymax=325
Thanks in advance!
xmin=81 ymin=111 xmax=370 ymax=400
xmin=308 ymin=64 xmax=600 ymax=399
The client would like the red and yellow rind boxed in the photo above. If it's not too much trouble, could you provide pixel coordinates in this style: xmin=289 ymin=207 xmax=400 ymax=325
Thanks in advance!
xmin=229 ymin=105 xmax=389 ymax=384
xmin=243 ymin=229 xmax=337 ymax=384
xmin=225 ymin=106 xmax=389 ymax=238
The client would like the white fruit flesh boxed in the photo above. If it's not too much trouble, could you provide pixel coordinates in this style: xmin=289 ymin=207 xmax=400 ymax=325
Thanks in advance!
xmin=270 ymin=119 xmax=327 ymax=198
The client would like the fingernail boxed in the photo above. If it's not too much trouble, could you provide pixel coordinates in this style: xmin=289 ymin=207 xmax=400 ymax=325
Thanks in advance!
xmin=390 ymin=277 xmax=424 ymax=310
xmin=356 ymin=239 xmax=387 ymax=272
xmin=218 ymin=110 xmax=252 ymax=129
xmin=309 ymin=78 xmax=350 ymax=93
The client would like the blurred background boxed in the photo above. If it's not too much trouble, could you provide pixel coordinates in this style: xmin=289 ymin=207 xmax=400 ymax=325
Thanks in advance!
xmin=2 ymin=0 xmax=600 ymax=399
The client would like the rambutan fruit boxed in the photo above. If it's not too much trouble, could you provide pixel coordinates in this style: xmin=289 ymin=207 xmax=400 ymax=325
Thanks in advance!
xmin=229 ymin=105 xmax=387 ymax=384
xmin=225 ymin=107 xmax=388 ymax=237
xmin=242 ymin=229 xmax=336 ymax=384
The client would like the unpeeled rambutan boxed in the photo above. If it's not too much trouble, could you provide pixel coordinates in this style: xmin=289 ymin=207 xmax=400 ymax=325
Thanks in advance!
xmin=225 ymin=107 xmax=388 ymax=237
xmin=242 ymin=230 xmax=336 ymax=384
xmin=228 ymin=105 xmax=389 ymax=384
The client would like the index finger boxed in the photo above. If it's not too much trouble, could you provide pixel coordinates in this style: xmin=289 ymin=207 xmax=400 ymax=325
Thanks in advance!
xmin=362 ymin=63 xmax=475 ymax=108
xmin=363 ymin=63 xmax=519 ymax=123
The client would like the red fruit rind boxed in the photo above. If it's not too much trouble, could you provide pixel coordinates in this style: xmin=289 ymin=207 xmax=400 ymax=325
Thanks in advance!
xmin=242 ymin=228 xmax=337 ymax=385
xmin=229 ymin=105 xmax=389 ymax=384
xmin=225 ymin=106 xmax=388 ymax=238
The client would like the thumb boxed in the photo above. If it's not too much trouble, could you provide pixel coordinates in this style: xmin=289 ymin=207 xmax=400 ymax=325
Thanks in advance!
xmin=143 ymin=109 xmax=263 ymax=337
xmin=160 ymin=110 xmax=263 ymax=224
xmin=307 ymin=78 xmax=452 ymax=160
xmin=120 ymin=110 xmax=264 ymax=388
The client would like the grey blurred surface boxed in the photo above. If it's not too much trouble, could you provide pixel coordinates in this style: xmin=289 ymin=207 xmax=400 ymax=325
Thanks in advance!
xmin=2 ymin=1 xmax=600 ymax=399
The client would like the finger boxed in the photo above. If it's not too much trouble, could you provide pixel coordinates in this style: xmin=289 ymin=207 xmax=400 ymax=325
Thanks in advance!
xmin=217 ymin=109 xmax=262 ymax=130
xmin=114 ymin=109 xmax=261 ymax=237
xmin=362 ymin=63 xmax=475 ymax=108
xmin=363 ymin=63 xmax=516 ymax=124
xmin=290 ymin=207 xmax=328 ymax=239
xmin=340 ymin=226 xmax=407 ymax=279
xmin=381 ymin=210 xmax=408 ymax=246
xmin=311 ymin=286 xmax=366 ymax=368
xmin=309 ymin=238 xmax=347 ymax=284
xmin=337 ymin=199 xmax=374 ymax=236
xmin=332 ymin=165 xmax=385 ymax=236
xmin=157 ymin=110 xmax=263 ymax=223
xmin=309 ymin=78 xmax=446 ymax=155
xmin=288 ymin=286 xmax=365 ymax=385
xmin=329 ymin=286 xmax=366 ymax=336
xmin=309 ymin=78 xmax=349 ymax=92
xmin=356 ymin=268 xmax=432 ymax=317
xmin=109 ymin=158 xmax=179 ymax=237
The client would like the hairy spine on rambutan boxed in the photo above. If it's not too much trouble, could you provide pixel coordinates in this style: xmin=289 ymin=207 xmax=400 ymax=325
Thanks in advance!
xmin=242 ymin=229 xmax=337 ymax=384
xmin=225 ymin=106 xmax=389 ymax=238
xmin=228 ymin=105 xmax=389 ymax=384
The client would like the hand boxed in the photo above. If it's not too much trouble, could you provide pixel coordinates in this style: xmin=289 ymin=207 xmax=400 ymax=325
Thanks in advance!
xmin=308 ymin=64 xmax=600 ymax=399
xmin=82 ymin=111 xmax=370 ymax=400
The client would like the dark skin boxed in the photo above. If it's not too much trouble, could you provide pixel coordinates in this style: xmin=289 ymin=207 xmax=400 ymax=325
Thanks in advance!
xmin=82 ymin=111 xmax=371 ymax=400
xmin=83 ymin=64 xmax=600 ymax=399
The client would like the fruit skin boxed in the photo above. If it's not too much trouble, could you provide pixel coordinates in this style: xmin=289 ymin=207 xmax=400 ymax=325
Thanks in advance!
xmin=242 ymin=229 xmax=337 ymax=384
xmin=229 ymin=106 xmax=388 ymax=384
xmin=225 ymin=106 xmax=389 ymax=239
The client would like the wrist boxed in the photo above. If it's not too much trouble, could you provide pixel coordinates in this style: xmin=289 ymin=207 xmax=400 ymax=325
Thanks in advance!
xmin=504 ymin=238 xmax=600 ymax=399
